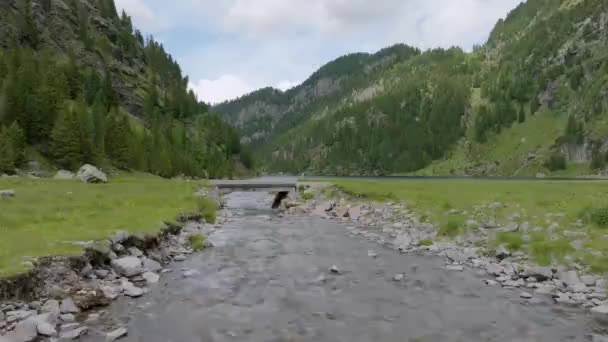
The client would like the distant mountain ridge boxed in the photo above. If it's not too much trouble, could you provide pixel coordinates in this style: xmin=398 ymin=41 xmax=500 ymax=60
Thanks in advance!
xmin=217 ymin=0 xmax=608 ymax=177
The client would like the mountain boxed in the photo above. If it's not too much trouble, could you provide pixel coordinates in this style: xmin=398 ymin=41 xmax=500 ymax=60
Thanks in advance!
xmin=0 ymin=0 xmax=246 ymax=178
xmin=215 ymin=0 xmax=608 ymax=177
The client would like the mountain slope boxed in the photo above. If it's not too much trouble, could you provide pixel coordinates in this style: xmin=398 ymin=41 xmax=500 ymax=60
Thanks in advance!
xmin=217 ymin=0 xmax=608 ymax=177
xmin=0 ymin=0 xmax=244 ymax=178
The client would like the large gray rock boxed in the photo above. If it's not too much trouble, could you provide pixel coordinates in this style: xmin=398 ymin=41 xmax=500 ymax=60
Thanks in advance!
xmin=76 ymin=164 xmax=107 ymax=184
xmin=8 ymin=317 xmax=38 ymax=342
xmin=54 ymin=170 xmax=75 ymax=180
xmin=591 ymin=305 xmax=608 ymax=323
xmin=41 ymin=300 xmax=60 ymax=315
xmin=111 ymin=257 xmax=143 ymax=277
xmin=100 ymin=285 xmax=122 ymax=300
xmin=121 ymin=280 xmax=144 ymax=298
xmin=60 ymin=298 xmax=80 ymax=314
xmin=0 ymin=189 xmax=15 ymax=198
xmin=560 ymin=270 xmax=583 ymax=288
xmin=142 ymin=258 xmax=162 ymax=272
xmin=142 ymin=272 xmax=160 ymax=285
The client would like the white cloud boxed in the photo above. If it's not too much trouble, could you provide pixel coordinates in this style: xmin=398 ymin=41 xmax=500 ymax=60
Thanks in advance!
xmin=115 ymin=0 xmax=165 ymax=33
xmin=189 ymin=75 xmax=256 ymax=104
xmin=126 ymin=0 xmax=524 ymax=102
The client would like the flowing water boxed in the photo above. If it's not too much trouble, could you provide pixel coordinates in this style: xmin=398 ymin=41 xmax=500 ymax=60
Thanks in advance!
xmin=83 ymin=191 xmax=598 ymax=342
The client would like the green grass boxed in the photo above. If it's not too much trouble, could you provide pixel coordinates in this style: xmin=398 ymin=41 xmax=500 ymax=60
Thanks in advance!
xmin=302 ymin=192 xmax=314 ymax=201
xmin=0 ymin=176 xmax=212 ymax=276
xmin=418 ymin=239 xmax=434 ymax=247
xmin=188 ymin=235 xmax=207 ymax=252
xmin=331 ymin=179 xmax=608 ymax=271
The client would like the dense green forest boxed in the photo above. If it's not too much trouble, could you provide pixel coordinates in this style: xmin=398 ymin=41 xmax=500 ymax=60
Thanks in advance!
xmin=0 ymin=0 xmax=245 ymax=178
xmin=218 ymin=0 xmax=608 ymax=176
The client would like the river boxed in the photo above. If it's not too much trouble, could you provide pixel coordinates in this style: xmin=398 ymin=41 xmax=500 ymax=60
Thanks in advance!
xmin=82 ymin=191 xmax=597 ymax=342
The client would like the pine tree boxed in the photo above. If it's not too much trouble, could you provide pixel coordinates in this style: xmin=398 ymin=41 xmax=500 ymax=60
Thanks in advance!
xmin=0 ymin=127 xmax=15 ymax=174
xmin=518 ymin=105 xmax=526 ymax=123
xmin=591 ymin=145 xmax=606 ymax=171
xmin=19 ymin=0 xmax=39 ymax=48
xmin=104 ymin=108 xmax=131 ymax=169
xmin=91 ymin=94 xmax=107 ymax=156
xmin=51 ymin=105 xmax=84 ymax=170
xmin=7 ymin=122 xmax=26 ymax=166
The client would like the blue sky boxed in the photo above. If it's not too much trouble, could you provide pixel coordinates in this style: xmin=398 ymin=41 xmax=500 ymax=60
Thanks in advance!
xmin=115 ymin=0 xmax=523 ymax=104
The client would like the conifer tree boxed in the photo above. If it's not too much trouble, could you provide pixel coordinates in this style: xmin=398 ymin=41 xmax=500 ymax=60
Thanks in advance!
xmin=104 ymin=108 xmax=131 ymax=169
xmin=19 ymin=0 xmax=39 ymax=48
xmin=518 ymin=105 xmax=526 ymax=123
xmin=7 ymin=122 xmax=26 ymax=166
xmin=0 ymin=127 xmax=15 ymax=174
xmin=51 ymin=105 xmax=84 ymax=170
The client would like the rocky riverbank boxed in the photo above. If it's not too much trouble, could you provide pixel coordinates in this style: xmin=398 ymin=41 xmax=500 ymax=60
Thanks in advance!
xmin=286 ymin=185 xmax=608 ymax=328
xmin=0 ymin=213 xmax=215 ymax=341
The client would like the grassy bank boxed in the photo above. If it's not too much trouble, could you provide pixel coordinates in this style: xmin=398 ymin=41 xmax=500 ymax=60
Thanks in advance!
xmin=0 ymin=176 xmax=216 ymax=276
xmin=330 ymin=179 xmax=608 ymax=272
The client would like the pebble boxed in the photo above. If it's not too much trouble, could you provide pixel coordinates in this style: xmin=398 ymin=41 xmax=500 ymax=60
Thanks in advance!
xmin=445 ymin=265 xmax=464 ymax=272
xmin=367 ymin=250 xmax=378 ymax=258
xmin=329 ymin=265 xmax=341 ymax=274
xmin=183 ymin=270 xmax=200 ymax=278
xmin=520 ymin=292 xmax=533 ymax=299
xmin=60 ymin=297 xmax=80 ymax=314
xmin=60 ymin=326 xmax=89 ymax=340
xmin=106 ymin=327 xmax=128 ymax=341
xmin=393 ymin=273 xmax=405 ymax=282
xmin=174 ymin=255 xmax=187 ymax=262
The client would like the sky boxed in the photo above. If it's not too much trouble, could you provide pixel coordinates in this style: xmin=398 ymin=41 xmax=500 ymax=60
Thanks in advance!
xmin=114 ymin=0 xmax=523 ymax=104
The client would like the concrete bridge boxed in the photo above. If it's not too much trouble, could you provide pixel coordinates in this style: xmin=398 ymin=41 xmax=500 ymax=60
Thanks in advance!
xmin=212 ymin=180 xmax=298 ymax=208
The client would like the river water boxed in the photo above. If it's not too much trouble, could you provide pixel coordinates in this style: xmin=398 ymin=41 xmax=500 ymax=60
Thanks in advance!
xmin=83 ymin=192 xmax=598 ymax=342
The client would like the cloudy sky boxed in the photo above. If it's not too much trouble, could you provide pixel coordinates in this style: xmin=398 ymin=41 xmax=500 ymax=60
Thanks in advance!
xmin=115 ymin=0 xmax=523 ymax=104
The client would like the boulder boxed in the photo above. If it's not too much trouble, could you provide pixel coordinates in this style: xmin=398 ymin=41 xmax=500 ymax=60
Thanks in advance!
xmin=60 ymin=298 xmax=80 ymax=314
xmin=76 ymin=164 xmax=107 ymax=184
xmin=100 ymin=285 xmax=122 ymax=300
xmin=142 ymin=272 xmax=160 ymax=285
xmin=41 ymin=300 xmax=60 ymax=316
xmin=37 ymin=322 xmax=57 ymax=337
xmin=591 ymin=305 xmax=608 ymax=323
xmin=0 ymin=189 xmax=15 ymax=198
xmin=121 ymin=280 xmax=144 ymax=298
xmin=142 ymin=258 xmax=162 ymax=272
xmin=54 ymin=170 xmax=75 ymax=180
xmin=348 ymin=206 xmax=362 ymax=220
xmin=111 ymin=257 xmax=143 ymax=277
xmin=8 ymin=316 xmax=38 ymax=342
xmin=560 ymin=270 xmax=584 ymax=288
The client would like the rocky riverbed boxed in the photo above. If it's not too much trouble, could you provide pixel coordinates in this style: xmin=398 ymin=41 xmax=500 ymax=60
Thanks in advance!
xmin=2 ymin=189 xmax=608 ymax=341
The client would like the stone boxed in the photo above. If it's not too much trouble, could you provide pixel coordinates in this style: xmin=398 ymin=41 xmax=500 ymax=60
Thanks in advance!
xmin=6 ymin=310 xmax=35 ymax=323
xmin=142 ymin=258 xmax=162 ymax=272
xmin=9 ymin=317 xmax=38 ymax=342
xmin=174 ymin=255 xmax=187 ymax=262
xmin=486 ymin=263 xmax=505 ymax=276
xmin=101 ymin=285 xmax=122 ymax=300
xmin=86 ymin=313 xmax=100 ymax=322
xmin=0 ymin=190 xmax=15 ymax=198
xmin=367 ymin=250 xmax=378 ymax=258
xmin=121 ymin=280 xmax=144 ymax=298
xmin=592 ymin=334 xmax=608 ymax=342
xmin=54 ymin=170 xmax=75 ymax=180
xmin=95 ymin=269 xmax=110 ymax=279
xmin=41 ymin=300 xmax=60 ymax=315
xmin=182 ymin=270 xmax=199 ymax=278
xmin=495 ymin=245 xmax=511 ymax=260
xmin=520 ymin=292 xmax=533 ymax=299
xmin=560 ymin=270 xmax=583 ymax=288
xmin=111 ymin=257 xmax=143 ymax=277
xmin=60 ymin=326 xmax=89 ymax=340
xmin=445 ymin=265 xmax=464 ymax=272
xmin=592 ymin=305 xmax=608 ymax=320
xmin=142 ymin=272 xmax=160 ymax=285
xmin=521 ymin=266 xmax=553 ymax=282
xmin=329 ymin=265 xmax=341 ymax=274
xmin=393 ymin=273 xmax=405 ymax=282
xmin=349 ymin=206 xmax=362 ymax=220
xmin=77 ymin=164 xmax=107 ymax=183
xmin=111 ymin=231 xmax=130 ymax=244
xmin=37 ymin=322 xmax=57 ymax=337
xmin=106 ymin=327 xmax=128 ymax=341
xmin=555 ymin=294 xmax=578 ymax=307
xmin=128 ymin=247 xmax=143 ymax=257
xmin=484 ymin=279 xmax=499 ymax=286
xmin=27 ymin=301 xmax=41 ymax=311
xmin=502 ymin=222 xmax=519 ymax=233
xmin=581 ymin=275 xmax=598 ymax=287
xmin=61 ymin=314 xmax=76 ymax=323
xmin=60 ymin=298 xmax=80 ymax=314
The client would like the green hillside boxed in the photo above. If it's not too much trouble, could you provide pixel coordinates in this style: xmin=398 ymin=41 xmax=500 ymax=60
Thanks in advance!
xmin=216 ymin=0 xmax=608 ymax=177
xmin=0 ymin=0 xmax=245 ymax=178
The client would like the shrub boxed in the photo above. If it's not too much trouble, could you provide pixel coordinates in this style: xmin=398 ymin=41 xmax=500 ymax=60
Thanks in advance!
xmin=197 ymin=198 xmax=217 ymax=224
xmin=439 ymin=217 xmax=465 ymax=237
xmin=545 ymin=153 xmax=566 ymax=171
xmin=580 ymin=206 xmax=608 ymax=228
xmin=302 ymin=192 xmax=314 ymax=201
xmin=189 ymin=235 xmax=206 ymax=251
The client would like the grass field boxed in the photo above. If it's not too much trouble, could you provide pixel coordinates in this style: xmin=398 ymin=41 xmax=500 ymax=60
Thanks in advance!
xmin=331 ymin=179 xmax=608 ymax=272
xmin=0 ymin=176 xmax=215 ymax=276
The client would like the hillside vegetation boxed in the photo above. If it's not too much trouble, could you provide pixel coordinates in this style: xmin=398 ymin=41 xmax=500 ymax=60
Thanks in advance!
xmin=217 ymin=0 xmax=608 ymax=177
xmin=0 ymin=0 xmax=245 ymax=178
